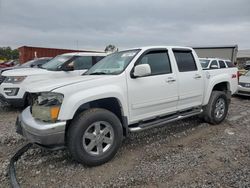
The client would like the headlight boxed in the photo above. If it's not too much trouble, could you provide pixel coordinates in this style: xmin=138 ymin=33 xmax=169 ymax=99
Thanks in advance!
xmin=4 ymin=76 xmax=26 ymax=84
xmin=37 ymin=92 xmax=63 ymax=106
xmin=32 ymin=92 xmax=64 ymax=122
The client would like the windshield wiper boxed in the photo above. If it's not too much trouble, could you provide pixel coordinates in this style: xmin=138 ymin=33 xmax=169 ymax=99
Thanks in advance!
xmin=89 ymin=72 xmax=107 ymax=75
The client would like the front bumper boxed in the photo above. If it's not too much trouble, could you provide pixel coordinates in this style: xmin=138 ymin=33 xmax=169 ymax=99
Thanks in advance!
xmin=237 ymin=86 xmax=250 ymax=96
xmin=0 ymin=82 xmax=26 ymax=107
xmin=0 ymin=93 xmax=26 ymax=107
xmin=16 ymin=107 xmax=66 ymax=147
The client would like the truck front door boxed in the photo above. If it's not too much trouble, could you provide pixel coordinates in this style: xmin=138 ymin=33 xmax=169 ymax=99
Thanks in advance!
xmin=127 ymin=49 xmax=179 ymax=123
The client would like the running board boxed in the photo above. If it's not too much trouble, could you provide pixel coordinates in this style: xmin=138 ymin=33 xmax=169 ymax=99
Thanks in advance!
xmin=128 ymin=108 xmax=203 ymax=132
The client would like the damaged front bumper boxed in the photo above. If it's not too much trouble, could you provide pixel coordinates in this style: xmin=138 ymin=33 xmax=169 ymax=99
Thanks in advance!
xmin=16 ymin=107 xmax=66 ymax=148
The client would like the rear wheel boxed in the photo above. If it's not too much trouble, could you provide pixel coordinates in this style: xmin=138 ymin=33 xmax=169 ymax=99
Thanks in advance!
xmin=67 ymin=108 xmax=123 ymax=166
xmin=203 ymin=91 xmax=229 ymax=125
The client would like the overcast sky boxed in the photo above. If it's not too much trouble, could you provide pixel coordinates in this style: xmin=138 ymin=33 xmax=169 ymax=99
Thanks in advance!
xmin=0 ymin=0 xmax=249 ymax=51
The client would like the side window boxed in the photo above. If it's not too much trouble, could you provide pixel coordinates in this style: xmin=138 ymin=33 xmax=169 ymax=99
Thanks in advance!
xmin=93 ymin=56 xmax=105 ymax=65
xmin=73 ymin=56 xmax=93 ymax=70
xmin=34 ymin=59 xmax=49 ymax=66
xmin=225 ymin=60 xmax=235 ymax=67
xmin=219 ymin=60 xmax=226 ymax=68
xmin=173 ymin=51 xmax=197 ymax=72
xmin=210 ymin=60 xmax=218 ymax=69
xmin=137 ymin=50 xmax=171 ymax=75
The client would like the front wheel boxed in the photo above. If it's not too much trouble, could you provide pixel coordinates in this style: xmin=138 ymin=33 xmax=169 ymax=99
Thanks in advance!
xmin=67 ymin=108 xmax=123 ymax=166
xmin=202 ymin=91 xmax=229 ymax=125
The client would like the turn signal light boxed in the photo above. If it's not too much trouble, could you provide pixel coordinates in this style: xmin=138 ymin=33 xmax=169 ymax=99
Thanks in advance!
xmin=50 ymin=106 xmax=60 ymax=121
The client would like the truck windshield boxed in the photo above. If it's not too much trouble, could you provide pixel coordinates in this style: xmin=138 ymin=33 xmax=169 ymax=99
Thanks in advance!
xmin=199 ymin=59 xmax=210 ymax=69
xmin=41 ymin=55 xmax=73 ymax=71
xmin=85 ymin=49 xmax=140 ymax=75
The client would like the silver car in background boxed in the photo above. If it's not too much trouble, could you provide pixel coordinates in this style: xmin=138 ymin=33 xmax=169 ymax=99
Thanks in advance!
xmin=237 ymin=70 xmax=250 ymax=96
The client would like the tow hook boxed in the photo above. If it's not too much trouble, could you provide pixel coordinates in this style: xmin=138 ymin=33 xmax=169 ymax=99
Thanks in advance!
xmin=8 ymin=143 xmax=33 ymax=188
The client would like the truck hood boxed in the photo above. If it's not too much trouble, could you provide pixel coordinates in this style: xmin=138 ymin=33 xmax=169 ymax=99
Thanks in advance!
xmin=2 ymin=68 xmax=49 ymax=76
xmin=26 ymin=76 xmax=104 ymax=93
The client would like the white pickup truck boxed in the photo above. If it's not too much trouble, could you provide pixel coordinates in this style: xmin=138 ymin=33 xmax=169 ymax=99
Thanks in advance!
xmin=16 ymin=46 xmax=238 ymax=166
xmin=0 ymin=52 xmax=106 ymax=107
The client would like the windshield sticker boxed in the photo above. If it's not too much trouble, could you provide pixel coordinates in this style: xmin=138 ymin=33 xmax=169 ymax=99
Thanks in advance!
xmin=121 ymin=52 xmax=136 ymax=57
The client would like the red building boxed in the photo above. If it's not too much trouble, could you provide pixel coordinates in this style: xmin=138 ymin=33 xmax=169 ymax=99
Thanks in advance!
xmin=18 ymin=46 xmax=102 ymax=64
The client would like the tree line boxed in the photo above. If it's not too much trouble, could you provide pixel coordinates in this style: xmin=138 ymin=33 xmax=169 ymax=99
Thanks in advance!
xmin=0 ymin=47 xmax=19 ymax=60
xmin=0 ymin=45 xmax=118 ymax=61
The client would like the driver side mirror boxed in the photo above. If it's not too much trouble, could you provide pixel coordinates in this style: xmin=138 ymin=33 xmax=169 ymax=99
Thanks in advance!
xmin=210 ymin=65 xmax=218 ymax=69
xmin=133 ymin=64 xmax=151 ymax=78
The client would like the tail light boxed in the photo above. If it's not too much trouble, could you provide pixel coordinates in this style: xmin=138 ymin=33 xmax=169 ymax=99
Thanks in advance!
xmin=232 ymin=71 xmax=240 ymax=83
xmin=237 ymin=71 xmax=240 ymax=83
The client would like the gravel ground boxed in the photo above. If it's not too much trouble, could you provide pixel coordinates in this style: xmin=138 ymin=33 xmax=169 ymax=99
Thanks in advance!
xmin=0 ymin=96 xmax=250 ymax=187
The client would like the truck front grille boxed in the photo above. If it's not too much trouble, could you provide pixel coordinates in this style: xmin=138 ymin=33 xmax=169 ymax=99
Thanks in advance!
xmin=0 ymin=76 xmax=5 ymax=85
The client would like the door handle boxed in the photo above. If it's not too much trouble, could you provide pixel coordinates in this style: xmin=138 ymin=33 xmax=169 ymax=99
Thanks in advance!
xmin=166 ymin=77 xmax=176 ymax=83
xmin=194 ymin=74 xmax=202 ymax=79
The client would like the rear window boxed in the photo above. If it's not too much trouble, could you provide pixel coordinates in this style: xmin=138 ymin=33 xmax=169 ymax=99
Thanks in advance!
xmin=225 ymin=61 xmax=235 ymax=67
xmin=173 ymin=50 xmax=197 ymax=72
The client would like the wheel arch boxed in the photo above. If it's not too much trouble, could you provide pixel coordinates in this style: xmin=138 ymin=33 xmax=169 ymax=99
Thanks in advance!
xmin=65 ymin=97 xmax=128 ymax=137
xmin=204 ymin=81 xmax=231 ymax=105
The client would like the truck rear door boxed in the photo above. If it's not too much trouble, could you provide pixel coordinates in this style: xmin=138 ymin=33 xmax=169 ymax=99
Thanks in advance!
xmin=172 ymin=48 xmax=204 ymax=110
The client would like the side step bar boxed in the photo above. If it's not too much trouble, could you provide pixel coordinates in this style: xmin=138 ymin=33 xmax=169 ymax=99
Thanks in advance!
xmin=128 ymin=108 xmax=203 ymax=132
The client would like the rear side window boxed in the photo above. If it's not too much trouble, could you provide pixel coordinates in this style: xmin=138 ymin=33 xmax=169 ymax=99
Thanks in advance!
xmin=225 ymin=60 xmax=235 ymax=67
xmin=73 ymin=56 xmax=93 ymax=70
xmin=219 ymin=60 xmax=226 ymax=68
xmin=173 ymin=50 xmax=197 ymax=72
xmin=210 ymin=60 xmax=218 ymax=69
xmin=137 ymin=50 xmax=171 ymax=75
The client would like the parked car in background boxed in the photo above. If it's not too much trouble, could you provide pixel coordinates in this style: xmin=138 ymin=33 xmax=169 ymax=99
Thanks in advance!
xmin=244 ymin=60 xmax=250 ymax=70
xmin=199 ymin=58 xmax=235 ymax=69
xmin=237 ymin=70 xmax=250 ymax=96
xmin=16 ymin=46 xmax=238 ymax=166
xmin=0 ymin=57 xmax=52 ymax=74
xmin=0 ymin=52 xmax=106 ymax=107
xmin=0 ymin=60 xmax=19 ymax=68
xmin=20 ymin=57 xmax=53 ymax=68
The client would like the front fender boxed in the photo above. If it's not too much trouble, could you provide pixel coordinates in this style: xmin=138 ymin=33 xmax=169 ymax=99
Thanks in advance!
xmin=57 ymin=85 xmax=128 ymax=120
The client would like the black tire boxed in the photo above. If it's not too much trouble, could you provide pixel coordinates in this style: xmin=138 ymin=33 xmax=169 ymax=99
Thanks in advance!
xmin=66 ymin=108 xmax=123 ymax=166
xmin=203 ymin=91 xmax=229 ymax=125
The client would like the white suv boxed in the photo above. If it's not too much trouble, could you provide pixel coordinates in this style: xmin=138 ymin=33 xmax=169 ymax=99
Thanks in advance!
xmin=0 ymin=52 xmax=106 ymax=107
xmin=199 ymin=58 xmax=235 ymax=69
